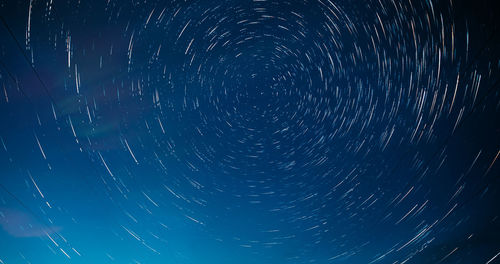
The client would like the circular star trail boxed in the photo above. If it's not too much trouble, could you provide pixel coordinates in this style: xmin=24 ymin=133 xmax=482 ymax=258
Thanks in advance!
xmin=0 ymin=0 xmax=499 ymax=263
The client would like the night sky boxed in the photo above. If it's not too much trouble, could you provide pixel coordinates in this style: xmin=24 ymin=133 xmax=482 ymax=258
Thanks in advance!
xmin=0 ymin=0 xmax=499 ymax=263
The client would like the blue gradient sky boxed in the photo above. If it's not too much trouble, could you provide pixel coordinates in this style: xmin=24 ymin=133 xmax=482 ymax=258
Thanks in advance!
xmin=0 ymin=0 xmax=499 ymax=263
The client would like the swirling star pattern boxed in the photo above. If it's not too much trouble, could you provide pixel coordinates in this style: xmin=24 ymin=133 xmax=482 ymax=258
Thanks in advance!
xmin=0 ymin=0 xmax=499 ymax=263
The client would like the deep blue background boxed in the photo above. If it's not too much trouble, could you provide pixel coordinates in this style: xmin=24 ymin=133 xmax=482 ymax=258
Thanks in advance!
xmin=0 ymin=0 xmax=499 ymax=263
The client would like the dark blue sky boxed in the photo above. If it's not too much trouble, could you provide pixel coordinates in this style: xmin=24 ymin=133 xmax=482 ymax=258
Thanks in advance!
xmin=0 ymin=0 xmax=499 ymax=263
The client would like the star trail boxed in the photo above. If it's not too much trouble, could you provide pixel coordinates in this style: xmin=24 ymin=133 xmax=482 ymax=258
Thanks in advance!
xmin=0 ymin=0 xmax=499 ymax=263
